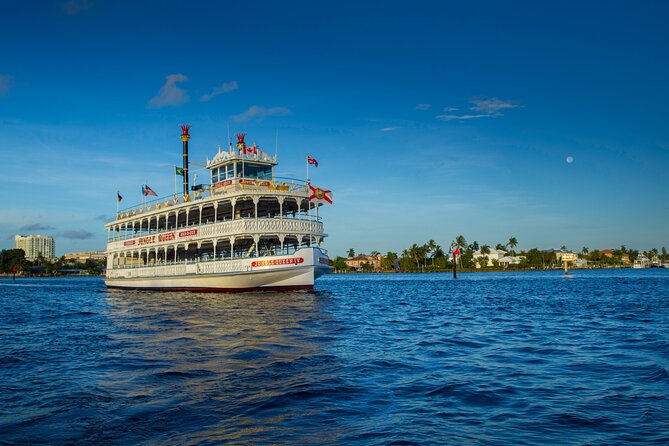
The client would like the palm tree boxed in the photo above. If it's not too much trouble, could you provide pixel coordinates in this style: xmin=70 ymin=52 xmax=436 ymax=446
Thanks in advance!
xmin=581 ymin=246 xmax=589 ymax=256
xmin=477 ymin=256 xmax=488 ymax=268
xmin=480 ymin=245 xmax=491 ymax=255
xmin=347 ymin=248 xmax=355 ymax=258
xmin=560 ymin=245 xmax=567 ymax=251
xmin=427 ymin=239 xmax=437 ymax=267
xmin=408 ymin=243 xmax=422 ymax=270
xmin=495 ymin=243 xmax=505 ymax=250
xmin=507 ymin=237 xmax=518 ymax=251
xmin=455 ymin=235 xmax=467 ymax=250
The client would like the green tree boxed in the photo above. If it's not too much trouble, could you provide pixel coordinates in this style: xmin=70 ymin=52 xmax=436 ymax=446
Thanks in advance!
xmin=347 ymin=248 xmax=355 ymax=258
xmin=455 ymin=235 xmax=467 ymax=250
xmin=495 ymin=243 xmax=505 ymax=250
xmin=0 ymin=249 xmax=28 ymax=274
xmin=581 ymin=246 xmax=589 ymax=256
xmin=332 ymin=256 xmax=348 ymax=273
xmin=477 ymin=256 xmax=488 ymax=268
xmin=507 ymin=237 xmax=518 ymax=251
xmin=381 ymin=251 xmax=398 ymax=270
xmin=426 ymin=239 xmax=437 ymax=268
xmin=480 ymin=245 xmax=491 ymax=255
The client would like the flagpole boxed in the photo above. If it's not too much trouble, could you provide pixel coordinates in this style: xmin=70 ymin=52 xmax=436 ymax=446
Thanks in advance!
xmin=116 ymin=191 xmax=119 ymax=213
xmin=306 ymin=154 xmax=312 ymax=247
xmin=174 ymin=166 xmax=177 ymax=196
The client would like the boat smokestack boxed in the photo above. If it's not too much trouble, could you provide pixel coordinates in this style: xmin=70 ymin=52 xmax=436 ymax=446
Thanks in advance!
xmin=180 ymin=124 xmax=191 ymax=195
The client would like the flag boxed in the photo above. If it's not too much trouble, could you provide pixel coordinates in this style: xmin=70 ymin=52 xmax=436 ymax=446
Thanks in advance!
xmin=175 ymin=166 xmax=184 ymax=176
xmin=117 ymin=191 xmax=123 ymax=203
xmin=308 ymin=184 xmax=332 ymax=204
xmin=307 ymin=155 xmax=318 ymax=167
xmin=143 ymin=184 xmax=158 ymax=196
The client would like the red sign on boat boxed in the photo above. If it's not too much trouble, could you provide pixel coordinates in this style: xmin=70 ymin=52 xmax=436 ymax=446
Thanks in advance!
xmin=251 ymin=257 xmax=304 ymax=267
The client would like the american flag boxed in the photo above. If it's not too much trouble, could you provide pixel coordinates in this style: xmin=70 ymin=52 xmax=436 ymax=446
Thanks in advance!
xmin=142 ymin=184 xmax=158 ymax=196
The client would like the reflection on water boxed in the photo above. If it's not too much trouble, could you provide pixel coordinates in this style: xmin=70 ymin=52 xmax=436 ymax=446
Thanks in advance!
xmin=101 ymin=289 xmax=342 ymax=444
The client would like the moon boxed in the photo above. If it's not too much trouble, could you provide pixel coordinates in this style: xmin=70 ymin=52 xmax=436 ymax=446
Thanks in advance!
xmin=566 ymin=156 xmax=574 ymax=164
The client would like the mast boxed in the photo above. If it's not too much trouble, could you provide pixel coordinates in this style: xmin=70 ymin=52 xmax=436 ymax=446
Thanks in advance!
xmin=180 ymin=124 xmax=191 ymax=196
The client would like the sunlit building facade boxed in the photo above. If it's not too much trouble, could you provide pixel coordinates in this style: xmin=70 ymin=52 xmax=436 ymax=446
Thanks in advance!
xmin=14 ymin=234 xmax=55 ymax=260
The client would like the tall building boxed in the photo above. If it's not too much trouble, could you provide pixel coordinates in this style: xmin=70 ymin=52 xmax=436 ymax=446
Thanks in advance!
xmin=14 ymin=234 xmax=55 ymax=260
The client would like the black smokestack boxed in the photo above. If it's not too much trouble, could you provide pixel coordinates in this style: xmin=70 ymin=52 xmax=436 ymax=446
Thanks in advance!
xmin=180 ymin=124 xmax=191 ymax=195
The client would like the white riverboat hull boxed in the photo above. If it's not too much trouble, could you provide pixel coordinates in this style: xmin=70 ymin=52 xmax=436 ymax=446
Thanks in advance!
xmin=105 ymin=247 xmax=330 ymax=292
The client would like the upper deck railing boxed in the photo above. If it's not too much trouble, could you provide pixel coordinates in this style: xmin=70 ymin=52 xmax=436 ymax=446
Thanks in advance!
xmin=114 ymin=177 xmax=309 ymax=222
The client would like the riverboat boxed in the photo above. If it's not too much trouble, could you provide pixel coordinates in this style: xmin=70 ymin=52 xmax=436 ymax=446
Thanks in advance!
xmin=104 ymin=126 xmax=332 ymax=291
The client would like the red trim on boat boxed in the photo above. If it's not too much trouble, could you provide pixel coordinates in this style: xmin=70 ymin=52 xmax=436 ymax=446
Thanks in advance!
xmin=105 ymin=284 xmax=314 ymax=293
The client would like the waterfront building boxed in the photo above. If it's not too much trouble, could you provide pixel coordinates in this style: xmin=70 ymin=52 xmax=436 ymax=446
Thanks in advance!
xmin=473 ymin=248 xmax=509 ymax=267
xmin=62 ymin=251 xmax=107 ymax=262
xmin=345 ymin=254 xmax=381 ymax=270
xmin=14 ymin=234 xmax=55 ymax=260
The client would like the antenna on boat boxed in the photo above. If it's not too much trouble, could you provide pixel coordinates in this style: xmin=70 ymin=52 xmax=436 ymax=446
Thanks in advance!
xmin=227 ymin=121 xmax=232 ymax=150
xmin=275 ymin=128 xmax=279 ymax=160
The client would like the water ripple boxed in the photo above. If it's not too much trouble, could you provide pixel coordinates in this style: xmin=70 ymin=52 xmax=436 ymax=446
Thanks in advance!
xmin=1 ymin=270 xmax=668 ymax=444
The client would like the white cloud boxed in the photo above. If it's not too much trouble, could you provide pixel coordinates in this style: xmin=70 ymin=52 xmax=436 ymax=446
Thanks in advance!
xmin=232 ymin=105 xmax=291 ymax=122
xmin=0 ymin=75 xmax=12 ymax=95
xmin=469 ymin=97 xmax=520 ymax=113
xmin=415 ymin=103 xmax=431 ymax=111
xmin=435 ymin=114 xmax=496 ymax=121
xmin=436 ymin=97 xmax=521 ymax=122
xmin=61 ymin=0 xmax=93 ymax=15
xmin=62 ymin=229 xmax=94 ymax=240
xmin=200 ymin=80 xmax=238 ymax=102
xmin=148 ymin=74 xmax=189 ymax=108
xmin=380 ymin=127 xmax=399 ymax=132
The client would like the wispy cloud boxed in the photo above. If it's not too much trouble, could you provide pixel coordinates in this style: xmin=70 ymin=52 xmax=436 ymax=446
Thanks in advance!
xmin=469 ymin=96 xmax=520 ymax=114
xmin=436 ymin=96 xmax=521 ymax=121
xmin=232 ymin=105 xmax=291 ymax=122
xmin=380 ymin=127 xmax=399 ymax=132
xmin=148 ymin=74 xmax=189 ymax=108
xmin=61 ymin=0 xmax=93 ymax=15
xmin=0 ymin=75 xmax=12 ymax=95
xmin=62 ymin=230 xmax=94 ymax=240
xmin=20 ymin=223 xmax=55 ymax=231
xmin=415 ymin=103 xmax=431 ymax=111
xmin=435 ymin=114 xmax=496 ymax=121
xmin=200 ymin=81 xmax=238 ymax=102
xmin=95 ymin=214 xmax=113 ymax=221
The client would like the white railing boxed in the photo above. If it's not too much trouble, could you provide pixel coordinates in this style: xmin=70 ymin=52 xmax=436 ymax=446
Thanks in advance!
xmin=106 ymin=256 xmax=305 ymax=279
xmin=106 ymin=218 xmax=324 ymax=252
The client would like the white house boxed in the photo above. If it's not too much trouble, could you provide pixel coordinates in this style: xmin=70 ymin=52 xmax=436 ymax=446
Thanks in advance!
xmin=473 ymin=248 xmax=507 ymax=268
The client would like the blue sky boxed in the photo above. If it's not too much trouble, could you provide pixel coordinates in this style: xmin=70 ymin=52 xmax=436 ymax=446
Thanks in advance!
xmin=1 ymin=0 xmax=668 ymax=256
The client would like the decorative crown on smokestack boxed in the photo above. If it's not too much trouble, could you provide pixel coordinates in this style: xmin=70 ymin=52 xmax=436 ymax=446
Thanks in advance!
xmin=180 ymin=124 xmax=191 ymax=142
xmin=235 ymin=132 xmax=247 ymax=149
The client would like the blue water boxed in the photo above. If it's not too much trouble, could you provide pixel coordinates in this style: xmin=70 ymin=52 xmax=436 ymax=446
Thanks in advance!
xmin=1 ymin=270 xmax=668 ymax=445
